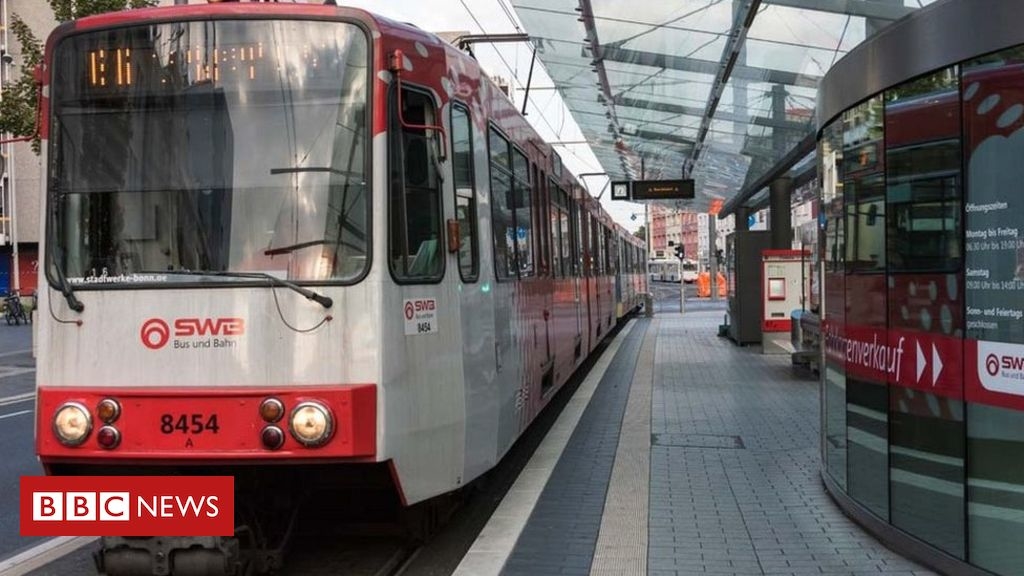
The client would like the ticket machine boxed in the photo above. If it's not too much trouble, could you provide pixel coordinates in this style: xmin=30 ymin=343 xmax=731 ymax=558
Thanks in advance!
xmin=761 ymin=249 xmax=810 ymax=354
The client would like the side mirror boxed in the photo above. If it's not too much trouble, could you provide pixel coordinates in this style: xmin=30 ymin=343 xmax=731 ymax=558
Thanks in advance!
xmin=390 ymin=49 xmax=447 ymax=162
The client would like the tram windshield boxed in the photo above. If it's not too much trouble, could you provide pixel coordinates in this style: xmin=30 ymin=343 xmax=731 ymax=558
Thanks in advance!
xmin=50 ymin=19 xmax=370 ymax=285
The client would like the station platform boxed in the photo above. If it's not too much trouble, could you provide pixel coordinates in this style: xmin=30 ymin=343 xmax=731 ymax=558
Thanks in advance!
xmin=455 ymin=308 xmax=933 ymax=576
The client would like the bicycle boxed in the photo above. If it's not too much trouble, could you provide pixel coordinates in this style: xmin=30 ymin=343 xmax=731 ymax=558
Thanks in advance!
xmin=3 ymin=292 xmax=28 ymax=326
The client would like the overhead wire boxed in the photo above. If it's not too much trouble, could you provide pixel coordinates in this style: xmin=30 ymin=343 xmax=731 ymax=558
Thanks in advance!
xmin=457 ymin=0 xmax=601 ymax=172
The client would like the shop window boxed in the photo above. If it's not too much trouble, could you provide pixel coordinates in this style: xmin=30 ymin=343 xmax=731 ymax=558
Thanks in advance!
xmin=962 ymin=51 xmax=1024 ymax=345
xmin=886 ymin=68 xmax=962 ymax=274
xmin=962 ymin=48 xmax=1024 ymax=573
xmin=968 ymin=403 xmax=1024 ymax=574
xmin=884 ymin=66 xmax=965 ymax=559
xmin=821 ymin=119 xmax=848 ymax=490
xmin=890 ymin=388 xmax=965 ymax=558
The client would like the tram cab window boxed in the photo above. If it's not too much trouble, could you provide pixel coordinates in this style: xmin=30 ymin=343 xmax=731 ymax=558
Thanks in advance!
xmin=389 ymin=87 xmax=443 ymax=282
xmin=451 ymin=103 xmax=478 ymax=282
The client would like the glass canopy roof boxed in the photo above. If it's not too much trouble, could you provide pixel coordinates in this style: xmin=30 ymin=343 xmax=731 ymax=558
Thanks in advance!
xmin=511 ymin=0 xmax=936 ymax=212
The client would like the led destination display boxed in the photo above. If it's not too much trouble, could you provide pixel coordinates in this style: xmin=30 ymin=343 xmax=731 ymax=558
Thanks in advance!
xmin=631 ymin=179 xmax=695 ymax=201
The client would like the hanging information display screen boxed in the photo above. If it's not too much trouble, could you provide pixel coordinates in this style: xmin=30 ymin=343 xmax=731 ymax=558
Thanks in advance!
xmin=631 ymin=179 xmax=695 ymax=201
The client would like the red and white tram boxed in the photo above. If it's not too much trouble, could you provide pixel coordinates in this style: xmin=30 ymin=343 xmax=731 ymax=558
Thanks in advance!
xmin=31 ymin=1 xmax=646 ymax=572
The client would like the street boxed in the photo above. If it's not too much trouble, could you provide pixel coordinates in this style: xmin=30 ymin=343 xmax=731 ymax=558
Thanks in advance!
xmin=0 ymin=324 xmax=44 ymax=560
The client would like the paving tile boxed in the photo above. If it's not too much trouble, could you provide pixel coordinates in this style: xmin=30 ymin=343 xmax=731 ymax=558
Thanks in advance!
xmin=647 ymin=311 xmax=934 ymax=576
xmin=500 ymin=321 xmax=649 ymax=576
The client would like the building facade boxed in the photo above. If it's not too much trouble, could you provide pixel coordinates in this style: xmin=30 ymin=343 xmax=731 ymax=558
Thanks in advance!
xmin=1 ymin=0 xmax=54 ymax=293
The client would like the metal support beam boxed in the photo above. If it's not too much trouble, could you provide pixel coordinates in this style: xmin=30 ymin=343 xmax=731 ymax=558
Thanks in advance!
xmin=688 ymin=0 xmax=762 ymax=176
xmin=599 ymin=45 xmax=817 ymax=90
xmin=735 ymin=205 xmax=750 ymax=232
xmin=764 ymin=0 xmax=914 ymax=21
xmin=769 ymin=177 xmax=792 ymax=249
xmin=621 ymin=128 xmax=695 ymax=148
xmin=521 ymin=48 xmax=537 ymax=116
xmin=452 ymin=33 xmax=531 ymax=54
xmin=719 ymin=131 xmax=815 ymax=218
xmin=612 ymin=95 xmax=809 ymax=132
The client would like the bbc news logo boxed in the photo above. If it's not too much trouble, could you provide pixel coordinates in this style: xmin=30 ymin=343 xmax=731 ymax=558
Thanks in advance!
xmin=20 ymin=476 xmax=233 ymax=536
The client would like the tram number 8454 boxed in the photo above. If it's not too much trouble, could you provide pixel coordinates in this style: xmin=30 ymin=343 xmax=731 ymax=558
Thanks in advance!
xmin=160 ymin=414 xmax=221 ymax=435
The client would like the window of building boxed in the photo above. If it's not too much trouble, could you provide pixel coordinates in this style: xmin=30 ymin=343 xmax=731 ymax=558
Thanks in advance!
xmin=389 ymin=86 xmax=442 ymax=282
xmin=451 ymin=103 xmax=478 ymax=282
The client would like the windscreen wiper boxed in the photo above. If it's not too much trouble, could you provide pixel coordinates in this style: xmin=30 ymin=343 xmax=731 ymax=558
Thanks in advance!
xmin=48 ymin=194 xmax=84 ymax=313
xmin=150 ymin=270 xmax=333 ymax=309
xmin=52 ymin=253 xmax=85 ymax=313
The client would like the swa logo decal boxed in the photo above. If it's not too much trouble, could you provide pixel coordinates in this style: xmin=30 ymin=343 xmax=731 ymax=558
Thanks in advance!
xmin=140 ymin=318 xmax=246 ymax=350
xmin=987 ymin=353 xmax=1001 ymax=377
xmin=141 ymin=319 xmax=170 ymax=350
xmin=977 ymin=341 xmax=1024 ymax=396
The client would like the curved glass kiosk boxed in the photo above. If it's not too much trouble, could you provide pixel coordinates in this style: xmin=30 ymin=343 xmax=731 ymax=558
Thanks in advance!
xmin=818 ymin=1 xmax=1024 ymax=574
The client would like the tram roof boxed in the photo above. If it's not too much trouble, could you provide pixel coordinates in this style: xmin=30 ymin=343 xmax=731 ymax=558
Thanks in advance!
xmin=510 ymin=0 xmax=938 ymax=215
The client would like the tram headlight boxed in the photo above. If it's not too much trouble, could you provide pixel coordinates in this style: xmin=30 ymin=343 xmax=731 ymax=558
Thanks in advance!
xmin=53 ymin=402 xmax=93 ymax=447
xmin=288 ymin=401 xmax=333 ymax=447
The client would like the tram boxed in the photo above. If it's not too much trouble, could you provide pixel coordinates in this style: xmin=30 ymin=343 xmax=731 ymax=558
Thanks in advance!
xmin=30 ymin=2 xmax=647 ymax=573
xmin=647 ymin=258 xmax=680 ymax=282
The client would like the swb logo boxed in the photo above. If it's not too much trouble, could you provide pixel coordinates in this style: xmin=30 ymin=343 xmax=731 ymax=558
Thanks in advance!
xmin=21 ymin=476 xmax=233 ymax=536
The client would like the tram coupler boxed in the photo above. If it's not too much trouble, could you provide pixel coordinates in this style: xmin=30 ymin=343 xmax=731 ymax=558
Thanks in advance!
xmin=95 ymin=536 xmax=242 ymax=576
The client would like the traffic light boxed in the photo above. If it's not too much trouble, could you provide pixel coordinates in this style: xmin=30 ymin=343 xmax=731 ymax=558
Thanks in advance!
xmin=674 ymin=245 xmax=684 ymax=260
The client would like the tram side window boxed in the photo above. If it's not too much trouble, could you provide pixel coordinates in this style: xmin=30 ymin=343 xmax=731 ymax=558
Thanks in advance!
xmin=451 ymin=103 xmax=478 ymax=282
xmin=577 ymin=206 xmax=587 ymax=277
xmin=389 ymin=86 xmax=442 ymax=281
xmin=489 ymin=127 xmax=517 ymax=280
xmin=534 ymin=164 xmax=549 ymax=276
xmin=602 ymin=227 xmax=610 ymax=274
xmin=565 ymin=189 xmax=573 ymax=276
xmin=513 ymin=149 xmax=534 ymax=277
xmin=549 ymin=182 xmax=562 ymax=279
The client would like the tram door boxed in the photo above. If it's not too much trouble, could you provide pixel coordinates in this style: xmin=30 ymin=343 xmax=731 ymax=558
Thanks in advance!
xmin=575 ymin=205 xmax=589 ymax=352
xmin=614 ymin=237 xmax=623 ymax=314
xmin=569 ymin=199 xmax=585 ymax=356
xmin=535 ymin=166 xmax=552 ymax=371
xmin=590 ymin=215 xmax=602 ymax=338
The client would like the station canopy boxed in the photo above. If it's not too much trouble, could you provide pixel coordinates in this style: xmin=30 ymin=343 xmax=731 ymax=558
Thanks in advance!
xmin=510 ymin=0 xmax=936 ymax=212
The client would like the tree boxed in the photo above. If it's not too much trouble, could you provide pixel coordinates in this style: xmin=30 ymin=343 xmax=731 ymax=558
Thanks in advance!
xmin=0 ymin=0 xmax=156 ymax=152
xmin=633 ymin=225 xmax=646 ymax=241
